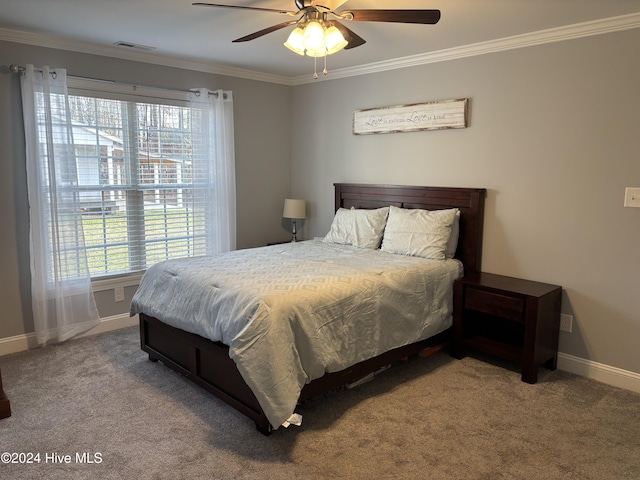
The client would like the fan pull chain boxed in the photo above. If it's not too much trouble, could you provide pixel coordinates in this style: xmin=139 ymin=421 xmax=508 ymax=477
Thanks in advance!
xmin=323 ymin=53 xmax=328 ymax=76
xmin=313 ymin=56 xmax=318 ymax=79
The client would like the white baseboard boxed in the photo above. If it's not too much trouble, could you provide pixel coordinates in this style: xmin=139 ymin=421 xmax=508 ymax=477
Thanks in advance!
xmin=557 ymin=352 xmax=640 ymax=394
xmin=79 ymin=313 xmax=139 ymax=338
xmin=0 ymin=313 xmax=138 ymax=357
xmin=2 ymin=324 xmax=639 ymax=395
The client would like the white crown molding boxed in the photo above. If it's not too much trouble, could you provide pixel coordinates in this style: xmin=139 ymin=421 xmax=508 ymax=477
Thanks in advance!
xmin=0 ymin=28 xmax=294 ymax=85
xmin=1 ymin=12 xmax=640 ymax=86
xmin=291 ymin=12 xmax=640 ymax=85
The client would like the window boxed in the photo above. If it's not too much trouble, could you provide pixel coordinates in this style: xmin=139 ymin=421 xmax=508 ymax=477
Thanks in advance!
xmin=21 ymin=65 xmax=233 ymax=344
xmin=62 ymin=84 xmax=231 ymax=278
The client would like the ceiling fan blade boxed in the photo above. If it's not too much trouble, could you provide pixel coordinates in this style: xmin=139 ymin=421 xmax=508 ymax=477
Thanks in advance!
xmin=340 ymin=9 xmax=441 ymax=25
xmin=314 ymin=0 xmax=349 ymax=12
xmin=192 ymin=3 xmax=297 ymax=16
xmin=232 ymin=20 xmax=300 ymax=43
xmin=331 ymin=21 xmax=366 ymax=50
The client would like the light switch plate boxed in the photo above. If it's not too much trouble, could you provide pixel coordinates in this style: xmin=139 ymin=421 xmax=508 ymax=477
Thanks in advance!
xmin=624 ymin=187 xmax=640 ymax=208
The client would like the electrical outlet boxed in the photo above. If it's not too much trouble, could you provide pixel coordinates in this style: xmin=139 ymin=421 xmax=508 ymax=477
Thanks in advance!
xmin=559 ymin=314 xmax=573 ymax=333
xmin=624 ymin=187 xmax=640 ymax=208
xmin=114 ymin=286 xmax=125 ymax=303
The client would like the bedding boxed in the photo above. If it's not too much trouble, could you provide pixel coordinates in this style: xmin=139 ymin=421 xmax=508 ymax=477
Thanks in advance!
xmin=381 ymin=206 xmax=459 ymax=259
xmin=322 ymin=206 xmax=389 ymax=248
xmin=131 ymin=239 xmax=462 ymax=428
xmin=446 ymin=210 xmax=461 ymax=259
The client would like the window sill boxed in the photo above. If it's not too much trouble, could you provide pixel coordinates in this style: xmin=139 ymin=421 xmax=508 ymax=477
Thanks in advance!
xmin=91 ymin=273 xmax=144 ymax=292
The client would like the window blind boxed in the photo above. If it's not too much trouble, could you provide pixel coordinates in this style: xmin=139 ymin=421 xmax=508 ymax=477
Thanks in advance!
xmin=66 ymin=89 xmax=211 ymax=277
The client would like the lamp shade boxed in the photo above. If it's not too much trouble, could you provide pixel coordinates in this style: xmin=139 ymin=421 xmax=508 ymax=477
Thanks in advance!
xmin=283 ymin=199 xmax=306 ymax=219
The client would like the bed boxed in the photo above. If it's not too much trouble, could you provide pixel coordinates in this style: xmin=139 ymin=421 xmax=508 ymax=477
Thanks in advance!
xmin=133 ymin=183 xmax=486 ymax=434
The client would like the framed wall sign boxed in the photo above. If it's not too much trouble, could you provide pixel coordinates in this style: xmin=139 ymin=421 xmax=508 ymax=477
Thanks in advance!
xmin=353 ymin=98 xmax=468 ymax=135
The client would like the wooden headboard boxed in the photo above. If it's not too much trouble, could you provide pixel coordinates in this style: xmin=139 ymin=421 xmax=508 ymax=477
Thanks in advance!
xmin=334 ymin=183 xmax=486 ymax=275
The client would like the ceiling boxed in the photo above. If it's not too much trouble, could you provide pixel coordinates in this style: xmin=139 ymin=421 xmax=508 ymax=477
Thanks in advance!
xmin=1 ymin=0 xmax=640 ymax=81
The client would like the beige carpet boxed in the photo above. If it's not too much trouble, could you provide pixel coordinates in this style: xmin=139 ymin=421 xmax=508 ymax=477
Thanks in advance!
xmin=1 ymin=326 xmax=638 ymax=479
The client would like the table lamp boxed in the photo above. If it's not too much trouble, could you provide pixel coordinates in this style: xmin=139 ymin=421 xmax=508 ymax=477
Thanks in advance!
xmin=283 ymin=199 xmax=306 ymax=242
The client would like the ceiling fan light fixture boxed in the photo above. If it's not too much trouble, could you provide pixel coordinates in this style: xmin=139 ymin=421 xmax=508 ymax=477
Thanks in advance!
xmin=323 ymin=25 xmax=347 ymax=55
xmin=305 ymin=47 xmax=328 ymax=58
xmin=302 ymin=21 xmax=325 ymax=51
xmin=194 ymin=2 xmax=441 ymax=79
xmin=284 ymin=26 xmax=305 ymax=55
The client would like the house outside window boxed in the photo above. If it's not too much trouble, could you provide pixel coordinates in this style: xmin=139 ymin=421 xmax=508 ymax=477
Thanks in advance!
xmin=66 ymin=91 xmax=209 ymax=278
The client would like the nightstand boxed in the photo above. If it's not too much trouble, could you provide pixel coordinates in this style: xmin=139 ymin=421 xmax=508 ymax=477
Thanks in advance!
xmin=451 ymin=272 xmax=562 ymax=384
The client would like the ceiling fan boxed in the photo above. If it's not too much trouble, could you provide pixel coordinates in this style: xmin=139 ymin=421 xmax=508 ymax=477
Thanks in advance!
xmin=193 ymin=1 xmax=441 ymax=77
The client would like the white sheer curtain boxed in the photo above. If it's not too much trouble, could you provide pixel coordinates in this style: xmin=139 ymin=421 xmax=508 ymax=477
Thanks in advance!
xmin=20 ymin=65 xmax=100 ymax=345
xmin=190 ymin=89 xmax=237 ymax=253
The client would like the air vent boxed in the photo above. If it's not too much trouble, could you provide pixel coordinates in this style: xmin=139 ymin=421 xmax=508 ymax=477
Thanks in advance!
xmin=113 ymin=41 xmax=156 ymax=51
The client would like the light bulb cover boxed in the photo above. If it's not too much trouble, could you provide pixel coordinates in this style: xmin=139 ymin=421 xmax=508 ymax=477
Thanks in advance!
xmin=303 ymin=21 xmax=325 ymax=51
xmin=324 ymin=25 xmax=348 ymax=55
xmin=306 ymin=47 xmax=328 ymax=57
xmin=284 ymin=27 xmax=305 ymax=55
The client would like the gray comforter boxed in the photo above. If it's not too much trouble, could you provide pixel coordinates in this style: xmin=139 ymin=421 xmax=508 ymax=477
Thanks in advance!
xmin=130 ymin=240 xmax=462 ymax=428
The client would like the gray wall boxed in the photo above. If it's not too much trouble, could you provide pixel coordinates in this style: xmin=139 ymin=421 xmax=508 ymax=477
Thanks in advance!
xmin=290 ymin=29 xmax=640 ymax=375
xmin=0 ymin=41 xmax=292 ymax=338
xmin=2 ymin=27 xmax=639 ymax=378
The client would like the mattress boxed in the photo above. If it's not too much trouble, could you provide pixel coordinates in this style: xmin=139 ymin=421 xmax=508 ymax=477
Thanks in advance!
xmin=130 ymin=239 xmax=462 ymax=427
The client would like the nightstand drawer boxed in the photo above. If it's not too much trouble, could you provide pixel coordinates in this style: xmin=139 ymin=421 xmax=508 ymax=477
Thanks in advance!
xmin=464 ymin=288 xmax=524 ymax=321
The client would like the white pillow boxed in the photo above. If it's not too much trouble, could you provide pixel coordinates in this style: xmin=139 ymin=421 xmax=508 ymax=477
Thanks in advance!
xmin=381 ymin=206 xmax=459 ymax=259
xmin=323 ymin=207 xmax=389 ymax=249
xmin=445 ymin=210 xmax=461 ymax=259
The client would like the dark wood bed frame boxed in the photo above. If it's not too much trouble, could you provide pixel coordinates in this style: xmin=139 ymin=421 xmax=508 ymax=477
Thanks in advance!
xmin=0 ymin=368 xmax=10 ymax=420
xmin=139 ymin=183 xmax=486 ymax=434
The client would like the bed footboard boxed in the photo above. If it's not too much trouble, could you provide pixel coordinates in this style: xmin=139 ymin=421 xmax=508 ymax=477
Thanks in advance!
xmin=140 ymin=314 xmax=272 ymax=434
xmin=140 ymin=313 xmax=449 ymax=434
